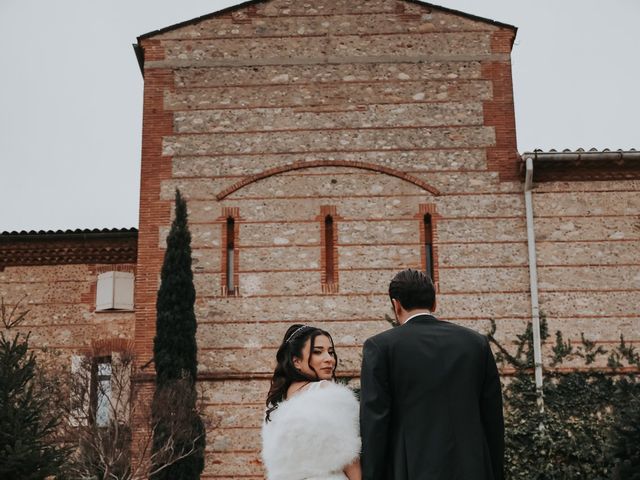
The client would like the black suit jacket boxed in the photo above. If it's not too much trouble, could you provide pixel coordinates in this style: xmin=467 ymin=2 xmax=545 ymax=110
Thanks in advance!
xmin=360 ymin=315 xmax=504 ymax=480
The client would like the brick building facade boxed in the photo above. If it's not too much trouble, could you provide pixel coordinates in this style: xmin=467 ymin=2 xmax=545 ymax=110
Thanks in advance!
xmin=1 ymin=1 xmax=639 ymax=478
xmin=0 ymin=228 xmax=137 ymax=366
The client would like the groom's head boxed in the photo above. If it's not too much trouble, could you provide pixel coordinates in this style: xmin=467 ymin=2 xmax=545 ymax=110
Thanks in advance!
xmin=389 ymin=269 xmax=436 ymax=321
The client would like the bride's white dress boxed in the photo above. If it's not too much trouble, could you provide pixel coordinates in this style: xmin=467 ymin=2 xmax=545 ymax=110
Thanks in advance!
xmin=262 ymin=380 xmax=361 ymax=480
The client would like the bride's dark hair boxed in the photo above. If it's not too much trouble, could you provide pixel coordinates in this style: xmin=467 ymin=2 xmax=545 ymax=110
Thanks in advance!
xmin=265 ymin=324 xmax=338 ymax=422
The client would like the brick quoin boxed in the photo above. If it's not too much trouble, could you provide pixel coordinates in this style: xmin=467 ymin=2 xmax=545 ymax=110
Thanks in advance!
xmin=134 ymin=58 xmax=175 ymax=368
xmin=482 ymin=30 xmax=519 ymax=182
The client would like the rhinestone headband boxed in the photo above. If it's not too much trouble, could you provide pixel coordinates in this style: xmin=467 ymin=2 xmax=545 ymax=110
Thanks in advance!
xmin=286 ymin=325 xmax=309 ymax=343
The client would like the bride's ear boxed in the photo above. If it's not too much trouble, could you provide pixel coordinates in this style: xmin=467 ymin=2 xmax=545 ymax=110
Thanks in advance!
xmin=292 ymin=356 xmax=302 ymax=370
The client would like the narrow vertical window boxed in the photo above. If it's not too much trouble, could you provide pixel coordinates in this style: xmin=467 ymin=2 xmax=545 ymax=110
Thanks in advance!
xmin=320 ymin=206 xmax=339 ymax=293
xmin=220 ymin=207 xmax=240 ymax=296
xmin=325 ymin=215 xmax=335 ymax=284
xmin=424 ymin=214 xmax=434 ymax=281
xmin=226 ymin=217 xmax=235 ymax=295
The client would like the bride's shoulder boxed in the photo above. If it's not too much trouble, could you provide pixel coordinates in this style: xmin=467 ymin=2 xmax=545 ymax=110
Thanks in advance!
xmin=287 ymin=380 xmax=356 ymax=404
xmin=310 ymin=379 xmax=332 ymax=390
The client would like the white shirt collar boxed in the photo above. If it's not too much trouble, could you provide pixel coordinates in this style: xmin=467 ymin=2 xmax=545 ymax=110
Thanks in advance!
xmin=404 ymin=312 xmax=432 ymax=324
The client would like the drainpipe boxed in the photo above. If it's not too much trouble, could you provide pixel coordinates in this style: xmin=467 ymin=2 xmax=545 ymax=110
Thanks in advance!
xmin=524 ymin=156 xmax=544 ymax=408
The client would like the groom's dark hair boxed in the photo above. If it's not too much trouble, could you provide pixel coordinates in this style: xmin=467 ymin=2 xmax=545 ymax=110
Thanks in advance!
xmin=389 ymin=269 xmax=436 ymax=311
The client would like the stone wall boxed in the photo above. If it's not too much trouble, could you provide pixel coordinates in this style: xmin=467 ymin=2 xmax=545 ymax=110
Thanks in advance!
xmin=532 ymin=180 xmax=640 ymax=351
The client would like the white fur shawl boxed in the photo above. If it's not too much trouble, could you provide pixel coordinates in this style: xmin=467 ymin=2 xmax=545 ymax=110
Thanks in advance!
xmin=262 ymin=382 xmax=361 ymax=480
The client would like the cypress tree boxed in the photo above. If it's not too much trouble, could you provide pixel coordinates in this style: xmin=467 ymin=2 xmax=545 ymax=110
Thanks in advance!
xmin=151 ymin=189 xmax=205 ymax=479
xmin=0 ymin=332 xmax=69 ymax=479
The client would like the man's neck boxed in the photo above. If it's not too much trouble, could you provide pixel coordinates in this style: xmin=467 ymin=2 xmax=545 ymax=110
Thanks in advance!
xmin=400 ymin=310 xmax=432 ymax=325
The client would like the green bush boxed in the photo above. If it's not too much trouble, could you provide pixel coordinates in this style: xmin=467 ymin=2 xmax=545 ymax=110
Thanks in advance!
xmin=488 ymin=316 xmax=640 ymax=480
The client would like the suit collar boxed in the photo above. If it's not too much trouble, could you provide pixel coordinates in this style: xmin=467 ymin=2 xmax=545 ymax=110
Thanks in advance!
xmin=402 ymin=313 xmax=438 ymax=325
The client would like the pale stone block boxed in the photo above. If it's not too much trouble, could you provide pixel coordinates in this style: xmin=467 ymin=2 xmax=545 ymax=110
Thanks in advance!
xmin=187 ymin=195 xmax=523 ymax=225
xmin=255 ymin=0 xmax=396 ymax=15
xmin=204 ymin=404 xmax=264 ymax=429
xmin=252 ymin=0 xmax=430 ymax=16
xmin=196 ymin=294 xmax=390 ymax=322
xmin=163 ymin=32 xmax=491 ymax=61
xmin=193 ymin=273 xmax=221 ymax=297
xmin=157 ymin=11 xmax=494 ymax=40
xmin=415 ymin=171 xmax=502 ymax=193
xmin=240 ymin=246 xmax=320 ymax=271
xmin=164 ymin=81 xmax=492 ymax=112
xmin=537 ymin=266 xmax=640 ymax=290
xmin=192 ymin=248 xmax=222 ymax=272
xmin=535 ymin=217 xmax=640 ymax=242
xmin=438 ymin=243 xmax=528 ymax=267
xmin=238 ymin=222 xmax=320 ymax=247
xmin=436 ymin=293 xmax=531 ymax=319
xmin=200 ymin=379 xmax=271 ymax=404
xmin=339 ymin=245 xmax=422 ymax=269
xmin=198 ymin=345 xmax=363 ymax=373
xmin=160 ymin=179 xmax=226 ymax=202
xmin=534 ymin=191 xmax=640 ymax=216
xmin=207 ymin=427 xmax=260 ymax=452
xmin=545 ymin=316 xmax=640 ymax=342
xmin=195 ymin=292 xmax=531 ymax=322
xmin=197 ymin=319 xmax=389 ymax=349
xmin=439 ymin=267 xmax=530 ymax=293
xmin=239 ymin=271 xmax=322 ymax=296
xmin=437 ymin=218 xmax=527 ymax=243
xmin=339 ymin=269 xmax=407 ymax=294
xmin=438 ymin=194 xmax=524 ymax=217
xmin=163 ymin=126 xmax=495 ymax=158
xmin=173 ymin=62 xmax=483 ymax=88
xmin=338 ymin=220 xmax=421 ymax=245
xmin=536 ymin=240 xmax=640 ymax=266
xmin=159 ymin=224 xmax=221 ymax=248
xmin=172 ymin=150 xmax=488 ymax=179
xmin=174 ymin=102 xmax=484 ymax=133
xmin=539 ymin=291 xmax=640 ymax=318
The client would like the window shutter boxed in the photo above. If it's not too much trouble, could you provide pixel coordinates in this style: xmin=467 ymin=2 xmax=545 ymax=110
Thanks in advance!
xmin=96 ymin=272 xmax=115 ymax=311
xmin=113 ymin=272 xmax=134 ymax=310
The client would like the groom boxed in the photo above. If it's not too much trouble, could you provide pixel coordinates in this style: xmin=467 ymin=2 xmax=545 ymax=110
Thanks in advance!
xmin=360 ymin=269 xmax=504 ymax=480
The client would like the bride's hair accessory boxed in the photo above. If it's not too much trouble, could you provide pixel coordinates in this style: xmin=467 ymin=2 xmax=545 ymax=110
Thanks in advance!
xmin=286 ymin=325 xmax=309 ymax=343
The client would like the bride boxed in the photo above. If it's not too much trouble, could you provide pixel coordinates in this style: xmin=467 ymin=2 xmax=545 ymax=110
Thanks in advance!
xmin=262 ymin=324 xmax=361 ymax=480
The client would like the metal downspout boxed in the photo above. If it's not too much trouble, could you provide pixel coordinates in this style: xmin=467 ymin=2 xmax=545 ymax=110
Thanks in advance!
xmin=524 ymin=156 xmax=544 ymax=407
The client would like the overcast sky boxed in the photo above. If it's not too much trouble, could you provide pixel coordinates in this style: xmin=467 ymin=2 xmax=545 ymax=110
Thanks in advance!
xmin=0 ymin=0 xmax=638 ymax=233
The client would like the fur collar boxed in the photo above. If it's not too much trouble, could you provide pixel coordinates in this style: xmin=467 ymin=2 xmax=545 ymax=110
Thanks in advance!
xmin=262 ymin=382 xmax=361 ymax=480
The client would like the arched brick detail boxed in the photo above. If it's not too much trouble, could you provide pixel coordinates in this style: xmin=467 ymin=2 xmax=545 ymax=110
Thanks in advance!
xmin=215 ymin=160 xmax=441 ymax=200
xmin=88 ymin=338 xmax=136 ymax=357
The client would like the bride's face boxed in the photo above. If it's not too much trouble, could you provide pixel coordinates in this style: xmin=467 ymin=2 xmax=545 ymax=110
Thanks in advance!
xmin=294 ymin=334 xmax=336 ymax=380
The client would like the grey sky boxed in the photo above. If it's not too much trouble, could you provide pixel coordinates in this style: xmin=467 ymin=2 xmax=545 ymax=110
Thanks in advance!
xmin=0 ymin=0 xmax=638 ymax=232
